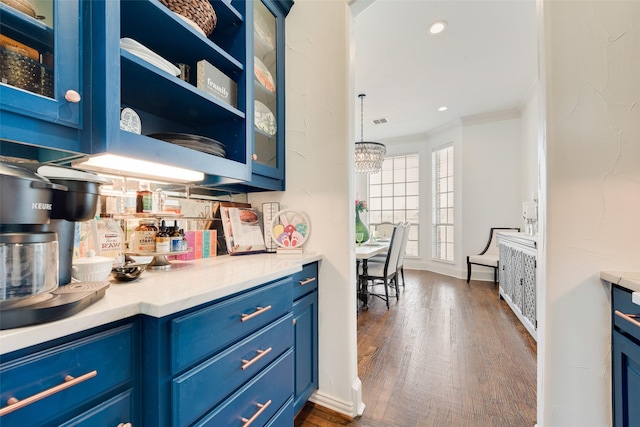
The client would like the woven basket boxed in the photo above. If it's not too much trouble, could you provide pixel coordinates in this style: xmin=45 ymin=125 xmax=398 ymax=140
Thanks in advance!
xmin=159 ymin=0 xmax=217 ymax=36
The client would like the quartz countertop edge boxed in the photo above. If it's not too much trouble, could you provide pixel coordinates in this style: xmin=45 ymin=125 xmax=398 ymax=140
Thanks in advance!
xmin=600 ymin=271 xmax=640 ymax=293
xmin=0 ymin=253 xmax=322 ymax=355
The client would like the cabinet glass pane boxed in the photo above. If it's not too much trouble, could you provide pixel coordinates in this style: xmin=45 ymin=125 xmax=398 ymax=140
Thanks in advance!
xmin=253 ymin=0 xmax=277 ymax=168
xmin=0 ymin=0 xmax=54 ymax=98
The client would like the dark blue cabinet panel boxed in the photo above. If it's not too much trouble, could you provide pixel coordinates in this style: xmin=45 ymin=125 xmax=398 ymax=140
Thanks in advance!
xmin=170 ymin=277 xmax=293 ymax=374
xmin=194 ymin=349 xmax=294 ymax=427
xmin=0 ymin=321 xmax=139 ymax=427
xmin=293 ymin=289 xmax=318 ymax=414
xmin=0 ymin=0 xmax=83 ymax=156
xmin=172 ymin=313 xmax=293 ymax=427
xmin=613 ymin=329 xmax=640 ymax=427
xmin=59 ymin=389 xmax=134 ymax=427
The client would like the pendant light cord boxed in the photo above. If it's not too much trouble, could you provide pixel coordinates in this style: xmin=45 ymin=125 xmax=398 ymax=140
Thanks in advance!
xmin=359 ymin=94 xmax=365 ymax=143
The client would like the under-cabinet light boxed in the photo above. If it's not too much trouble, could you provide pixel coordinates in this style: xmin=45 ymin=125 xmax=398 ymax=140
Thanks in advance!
xmin=428 ymin=20 xmax=448 ymax=35
xmin=74 ymin=154 xmax=204 ymax=183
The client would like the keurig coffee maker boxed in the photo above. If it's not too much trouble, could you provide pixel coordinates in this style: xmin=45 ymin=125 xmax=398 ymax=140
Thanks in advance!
xmin=0 ymin=162 xmax=111 ymax=329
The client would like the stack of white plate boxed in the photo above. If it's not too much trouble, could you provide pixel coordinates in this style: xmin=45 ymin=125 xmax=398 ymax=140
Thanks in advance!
xmin=120 ymin=38 xmax=180 ymax=77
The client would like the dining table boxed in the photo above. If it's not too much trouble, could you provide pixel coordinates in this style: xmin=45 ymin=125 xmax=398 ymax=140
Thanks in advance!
xmin=356 ymin=239 xmax=390 ymax=308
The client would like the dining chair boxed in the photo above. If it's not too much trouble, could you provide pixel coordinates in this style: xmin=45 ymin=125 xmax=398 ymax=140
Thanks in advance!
xmin=466 ymin=227 xmax=520 ymax=284
xmin=359 ymin=223 xmax=404 ymax=309
xmin=372 ymin=222 xmax=395 ymax=241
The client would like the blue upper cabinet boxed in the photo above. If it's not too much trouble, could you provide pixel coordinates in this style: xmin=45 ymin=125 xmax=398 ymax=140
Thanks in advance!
xmin=0 ymin=0 xmax=84 ymax=159
xmin=86 ymin=0 xmax=252 ymax=182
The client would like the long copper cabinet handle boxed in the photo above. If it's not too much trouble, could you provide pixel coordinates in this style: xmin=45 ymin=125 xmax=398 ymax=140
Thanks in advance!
xmin=241 ymin=400 xmax=272 ymax=427
xmin=0 ymin=370 xmax=98 ymax=417
xmin=299 ymin=277 xmax=316 ymax=286
xmin=241 ymin=348 xmax=273 ymax=370
xmin=241 ymin=305 xmax=272 ymax=322
xmin=615 ymin=310 xmax=640 ymax=328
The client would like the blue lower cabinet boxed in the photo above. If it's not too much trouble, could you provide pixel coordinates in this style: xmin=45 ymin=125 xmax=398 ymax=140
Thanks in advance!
xmin=172 ymin=314 xmax=293 ymax=426
xmin=0 ymin=321 xmax=139 ymax=427
xmin=194 ymin=349 xmax=294 ymax=427
xmin=613 ymin=329 xmax=640 ymax=427
xmin=59 ymin=390 xmax=134 ymax=427
xmin=293 ymin=291 xmax=318 ymax=414
xmin=266 ymin=396 xmax=294 ymax=427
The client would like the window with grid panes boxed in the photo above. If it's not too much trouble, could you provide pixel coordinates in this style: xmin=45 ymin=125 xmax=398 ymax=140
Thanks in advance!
xmin=368 ymin=154 xmax=419 ymax=257
xmin=432 ymin=145 xmax=454 ymax=262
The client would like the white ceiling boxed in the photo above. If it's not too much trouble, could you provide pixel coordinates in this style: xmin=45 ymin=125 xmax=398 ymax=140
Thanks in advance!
xmin=353 ymin=0 xmax=539 ymax=142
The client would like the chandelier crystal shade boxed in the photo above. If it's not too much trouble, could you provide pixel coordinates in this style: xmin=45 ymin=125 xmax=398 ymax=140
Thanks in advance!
xmin=355 ymin=94 xmax=386 ymax=174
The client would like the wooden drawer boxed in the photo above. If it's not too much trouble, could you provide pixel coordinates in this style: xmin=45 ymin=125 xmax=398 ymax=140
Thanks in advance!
xmin=612 ymin=286 xmax=640 ymax=340
xmin=0 ymin=324 xmax=135 ymax=427
xmin=292 ymin=262 xmax=318 ymax=301
xmin=172 ymin=313 xmax=293 ymax=427
xmin=59 ymin=389 xmax=134 ymax=427
xmin=194 ymin=349 xmax=294 ymax=427
xmin=171 ymin=277 xmax=293 ymax=374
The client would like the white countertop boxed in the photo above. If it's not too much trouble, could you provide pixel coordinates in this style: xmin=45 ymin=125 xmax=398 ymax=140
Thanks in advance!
xmin=0 ymin=253 xmax=322 ymax=355
xmin=600 ymin=271 xmax=640 ymax=293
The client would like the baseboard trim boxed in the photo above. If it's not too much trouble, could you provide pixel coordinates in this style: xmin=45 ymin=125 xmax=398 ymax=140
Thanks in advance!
xmin=308 ymin=378 xmax=365 ymax=418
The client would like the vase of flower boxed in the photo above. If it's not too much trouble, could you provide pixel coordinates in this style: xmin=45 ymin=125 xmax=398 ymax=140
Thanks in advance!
xmin=355 ymin=199 xmax=370 ymax=244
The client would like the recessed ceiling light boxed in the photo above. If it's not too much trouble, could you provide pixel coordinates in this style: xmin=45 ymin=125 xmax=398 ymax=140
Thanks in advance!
xmin=428 ymin=21 xmax=448 ymax=35
xmin=438 ymin=106 xmax=448 ymax=112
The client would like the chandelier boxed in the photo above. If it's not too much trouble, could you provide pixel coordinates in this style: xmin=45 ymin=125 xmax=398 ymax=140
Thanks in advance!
xmin=355 ymin=94 xmax=386 ymax=174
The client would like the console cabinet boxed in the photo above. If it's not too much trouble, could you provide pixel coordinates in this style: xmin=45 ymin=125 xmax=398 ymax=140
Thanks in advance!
xmin=497 ymin=233 xmax=537 ymax=340
xmin=0 ymin=320 xmax=140 ymax=427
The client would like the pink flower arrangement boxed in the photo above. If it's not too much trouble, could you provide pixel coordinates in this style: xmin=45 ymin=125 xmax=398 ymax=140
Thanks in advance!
xmin=355 ymin=199 xmax=367 ymax=214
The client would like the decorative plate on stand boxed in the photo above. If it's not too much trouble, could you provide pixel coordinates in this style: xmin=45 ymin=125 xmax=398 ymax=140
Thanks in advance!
xmin=270 ymin=209 xmax=310 ymax=253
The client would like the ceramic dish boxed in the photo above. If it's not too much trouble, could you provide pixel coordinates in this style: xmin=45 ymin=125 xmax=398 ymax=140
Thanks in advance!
xmin=254 ymin=57 xmax=275 ymax=92
xmin=148 ymin=132 xmax=226 ymax=157
xmin=254 ymin=100 xmax=276 ymax=136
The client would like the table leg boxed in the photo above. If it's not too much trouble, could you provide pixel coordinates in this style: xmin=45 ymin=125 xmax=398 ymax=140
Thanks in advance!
xmin=359 ymin=259 xmax=369 ymax=309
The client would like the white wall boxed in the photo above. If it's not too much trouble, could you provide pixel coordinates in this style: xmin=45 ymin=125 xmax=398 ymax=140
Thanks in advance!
xmin=360 ymin=113 xmax=524 ymax=281
xmin=460 ymin=113 xmax=523 ymax=280
xmin=249 ymin=0 xmax=364 ymax=417
xmin=541 ymin=1 xmax=640 ymax=425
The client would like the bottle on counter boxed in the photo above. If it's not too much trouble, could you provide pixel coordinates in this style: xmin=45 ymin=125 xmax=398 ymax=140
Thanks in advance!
xmin=131 ymin=219 xmax=157 ymax=253
xmin=170 ymin=221 xmax=182 ymax=252
xmin=136 ymin=181 xmax=153 ymax=213
xmin=156 ymin=220 xmax=170 ymax=253
xmin=97 ymin=213 xmax=125 ymax=267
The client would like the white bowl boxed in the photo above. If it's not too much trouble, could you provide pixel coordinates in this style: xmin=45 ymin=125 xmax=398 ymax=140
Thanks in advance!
xmin=72 ymin=255 xmax=113 ymax=282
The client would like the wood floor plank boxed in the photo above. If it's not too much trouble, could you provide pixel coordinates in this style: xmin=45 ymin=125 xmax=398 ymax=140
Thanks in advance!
xmin=295 ymin=270 xmax=537 ymax=427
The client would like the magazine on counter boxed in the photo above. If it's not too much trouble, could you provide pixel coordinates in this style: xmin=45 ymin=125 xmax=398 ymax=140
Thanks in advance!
xmin=219 ymin=206 xmax=266 ymax=255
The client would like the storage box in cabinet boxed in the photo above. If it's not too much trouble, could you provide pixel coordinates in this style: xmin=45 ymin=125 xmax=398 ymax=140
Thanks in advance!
xmin=171 ymin=277 xmax=293 ymax=374
xmin=194 ymin=349 xmax=294 ymax=427
xmin=59 ymin=389 xmax=134 ymax=427
xmin=0 ymin=324 xmax=135 ymax=427
xmin=292 ymin=262 xmax=318 ymax=301
xmin=172 ymin=313 xmax=293 ymax=427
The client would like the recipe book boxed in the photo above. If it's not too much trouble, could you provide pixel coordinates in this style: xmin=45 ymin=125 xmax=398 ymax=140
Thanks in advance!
xmin=219 ymin=206 xmax=266 ymax=255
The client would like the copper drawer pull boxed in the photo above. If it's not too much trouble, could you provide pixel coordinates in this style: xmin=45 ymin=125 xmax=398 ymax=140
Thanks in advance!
xmin=241 ymin=347 xmax=273 ymax=370
xmin=117 ymin=423 xmax=132 ymax=427
xmin=615 ymin=310 xmax=640 ymax=328
xmin=241 ymin=305 xmax=272 ymax=322
xmin=0 ymin=370 xmax=97 ymax=417
xmin=241 ymin=399 xmax=272 ymax=427
xmin=299 ymin=277 xmax=316 ymax=286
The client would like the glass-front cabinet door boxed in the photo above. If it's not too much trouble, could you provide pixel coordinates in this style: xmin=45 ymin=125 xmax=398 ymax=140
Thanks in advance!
xmin=252 ymin=0 xmax=285 ymax=188
xmin=0 ymin=0 xmax=82 ymax=151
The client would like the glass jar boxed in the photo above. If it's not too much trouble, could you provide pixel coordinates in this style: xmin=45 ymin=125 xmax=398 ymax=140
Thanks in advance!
xmin=131 ymin=219 xmax=157 ymax=253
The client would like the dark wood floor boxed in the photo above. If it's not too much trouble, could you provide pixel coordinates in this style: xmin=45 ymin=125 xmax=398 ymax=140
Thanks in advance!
xmin=295 ymin=270 xmax=537 ymax=427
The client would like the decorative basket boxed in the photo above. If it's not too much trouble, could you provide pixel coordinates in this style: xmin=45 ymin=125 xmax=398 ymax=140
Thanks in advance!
xmin=159 ymin=0 xmax=217 ymax=36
